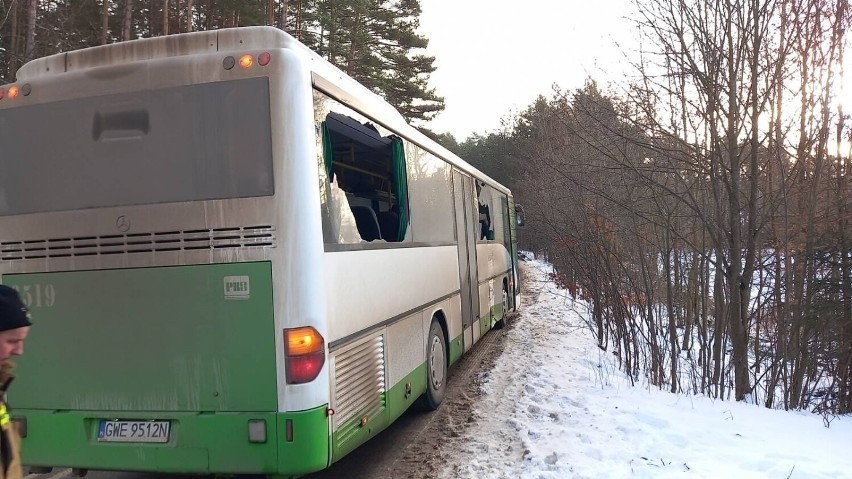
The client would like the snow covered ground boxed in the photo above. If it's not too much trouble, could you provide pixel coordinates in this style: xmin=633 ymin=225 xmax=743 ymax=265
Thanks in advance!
xmin=440 ymin=257 xmax=852 ymax=479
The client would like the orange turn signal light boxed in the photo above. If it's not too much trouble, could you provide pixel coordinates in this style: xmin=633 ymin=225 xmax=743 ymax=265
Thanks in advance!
xmin=285 ymin=326 xmax=324 ymax=356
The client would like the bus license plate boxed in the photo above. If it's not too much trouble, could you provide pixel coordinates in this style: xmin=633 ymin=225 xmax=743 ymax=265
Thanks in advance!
xmin=98 ymin=420 xmax=170 ymax=443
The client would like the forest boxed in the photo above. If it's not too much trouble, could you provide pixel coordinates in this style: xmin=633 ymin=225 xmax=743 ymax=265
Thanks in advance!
xmin=0 ymin=0 xmax=443 ymax=122
xmin=457 ymin=0 xmax=852 ymax=417
xmin=1 ymin=0 xmax=850 ymax=416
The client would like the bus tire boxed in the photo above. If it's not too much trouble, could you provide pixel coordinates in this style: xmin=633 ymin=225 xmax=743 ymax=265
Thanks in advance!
xmin=495 ymin=283 xmax=509 ymax=329
xmin=417 ymin=320 xmax=447 ymax=411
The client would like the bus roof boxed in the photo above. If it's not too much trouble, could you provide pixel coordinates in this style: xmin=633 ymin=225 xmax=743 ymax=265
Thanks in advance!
xmin=16 ymin=26 xmax=511 ymax=196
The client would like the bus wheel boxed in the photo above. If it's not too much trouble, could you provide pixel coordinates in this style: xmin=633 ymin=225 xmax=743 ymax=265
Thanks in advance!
xmin=417 ymin=320 xmax=447 ymax=411
xmin=495 ymin=284 xmax=509 ymax=329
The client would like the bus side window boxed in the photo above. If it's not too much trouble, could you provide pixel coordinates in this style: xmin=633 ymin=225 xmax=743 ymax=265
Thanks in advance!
xmin=320 ymin=110 xmax=409 ymax=244
xmin=479 ymin=203 xmax=492 ymax=240
xmin=476 ymin=181 xmax=495 ymax=242
xmin=376 ymin=207 xmax=400 ymax=242
xmin=325 ymin=175 xmax=362 ymax=244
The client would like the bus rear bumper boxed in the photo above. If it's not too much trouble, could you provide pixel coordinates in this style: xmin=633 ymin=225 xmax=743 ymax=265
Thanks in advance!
xmin=17 ymin=406 xmax=330 ymax=476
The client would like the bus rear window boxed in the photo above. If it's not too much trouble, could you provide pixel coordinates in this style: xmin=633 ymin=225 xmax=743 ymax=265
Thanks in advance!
xmin=0 ymin=77 xmax=273 ymax=216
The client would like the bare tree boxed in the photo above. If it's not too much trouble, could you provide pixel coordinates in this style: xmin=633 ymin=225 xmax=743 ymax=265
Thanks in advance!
xmin=6 ymin=0 xmax=20 ymax=80
xmin=24 ymin=0 xmax=36 ymax=60
xmin=628 ymin=0 xmax=786 ymax=401
xmin=162 ymin=0 xmax=168 ymax=35
xmin=281 ymin=0 xmax=289 ymax=29
xmin=101 ymin=0 xmax=110 ymax=44
xmin=121 ymin=0 xmax=133 ymax=41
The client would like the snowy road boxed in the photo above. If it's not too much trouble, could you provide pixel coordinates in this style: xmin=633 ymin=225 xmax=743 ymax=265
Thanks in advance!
xmin=439 ymin=258 xmax=852 ymax=479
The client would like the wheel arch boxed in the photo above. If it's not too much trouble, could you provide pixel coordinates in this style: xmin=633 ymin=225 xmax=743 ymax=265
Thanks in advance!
xmin=430 ymin=308 xmax=450 ymax=363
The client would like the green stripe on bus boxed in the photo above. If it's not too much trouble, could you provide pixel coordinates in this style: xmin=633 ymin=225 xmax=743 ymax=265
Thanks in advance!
xmin=330 ymin=363 xmax=427 ymax=464
xmin=331 ymin=399 xmax=391 ymax=462
xmin=19 ymin=407 xmax=330 ymax=475
xmin=275 ymin=406 xmax=332 ymax=475
xmin=449 ymin=332 xmax=464 ymax=365
xmin=492 ymin=300 xmax=505 ymax=325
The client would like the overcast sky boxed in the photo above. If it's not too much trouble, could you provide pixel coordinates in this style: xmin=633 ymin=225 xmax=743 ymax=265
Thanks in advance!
xmin=418 ymin=0 xmax=635 ymax=140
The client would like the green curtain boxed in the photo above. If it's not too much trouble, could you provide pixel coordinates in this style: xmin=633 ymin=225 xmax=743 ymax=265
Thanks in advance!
xmin=321 ymin=122 xmax=333 ymax=179
xmin=391 ymin=137 xmax=409 ymax=240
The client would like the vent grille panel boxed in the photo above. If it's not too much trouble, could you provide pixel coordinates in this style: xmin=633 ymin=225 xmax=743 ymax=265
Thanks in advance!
xmin=1 ymin=226 xmax=275 ymax=261
xmin=333 ymin=335 xmax=386 ymax=433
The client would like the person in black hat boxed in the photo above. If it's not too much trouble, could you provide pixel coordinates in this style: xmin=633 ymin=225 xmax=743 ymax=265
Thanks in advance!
xmin=0 ymin=285 xmax=31 ymax=479
xmin=0 ymin=286 xmax=31 ymax=363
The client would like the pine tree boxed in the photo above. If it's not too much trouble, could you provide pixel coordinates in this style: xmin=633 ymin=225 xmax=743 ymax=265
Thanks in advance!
xmin=293 ymin=0 xmax=444 ymax=124
xmin=372 ymin=0 xmax=443 ymax=122
xmin=0 ymin=0 xmax=444 ymax=124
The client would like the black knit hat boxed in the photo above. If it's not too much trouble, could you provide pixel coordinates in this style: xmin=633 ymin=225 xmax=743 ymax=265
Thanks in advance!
xmin=0 ymin=285 xmax=32 ymax=332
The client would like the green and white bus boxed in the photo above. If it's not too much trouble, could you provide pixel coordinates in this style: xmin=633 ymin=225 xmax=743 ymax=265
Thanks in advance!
xmin=0 ymin=26 xmax=520 ymax=477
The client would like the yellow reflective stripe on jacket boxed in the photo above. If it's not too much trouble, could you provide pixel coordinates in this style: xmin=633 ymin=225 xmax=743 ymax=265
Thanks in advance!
xmin=0 ymin=404 xmax=8 ymax=427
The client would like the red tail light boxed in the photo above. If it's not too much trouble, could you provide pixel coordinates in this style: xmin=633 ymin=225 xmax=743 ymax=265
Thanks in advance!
xmin=284 ymin=326 xmax=325 ymax=384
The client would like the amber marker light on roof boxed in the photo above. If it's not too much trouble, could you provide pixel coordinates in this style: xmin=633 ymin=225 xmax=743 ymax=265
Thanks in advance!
xmin=7 ymin=85 xmax=19 ymax=99
xmin=239 ymin=54 xmax=254 ymax=69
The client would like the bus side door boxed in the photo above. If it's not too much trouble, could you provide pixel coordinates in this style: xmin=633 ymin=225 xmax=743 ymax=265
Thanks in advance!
xmin=453 ymin=171 xmax=481 ymax=352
